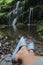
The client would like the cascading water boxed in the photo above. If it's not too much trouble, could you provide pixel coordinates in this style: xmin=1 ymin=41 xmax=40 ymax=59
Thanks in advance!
xmin=12 ymin=1 xmax=25 ymax=32
xmin=28 ymin=7 xmax=34 ymax=31
xmin=12 ymin=1 xmax=20 ymax=17
xmin=12 ymin=17 xmax=18 ymax=31
xmin=12 ymin=1 xmax=22 ymax=32
xmin=12 ymin=1 xmax=20 ymax=32
xmin=16 ymin=1 xmax=20 ymax=10
xmin=28 ymin=8 xmax=33 ymax=26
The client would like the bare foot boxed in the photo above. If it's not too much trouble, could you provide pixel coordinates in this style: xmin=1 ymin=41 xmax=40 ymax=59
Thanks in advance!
xmin=14 ymin=46 xmax=42 ymax=65
xmin=14 ymin=46 xmax=29 ymax=62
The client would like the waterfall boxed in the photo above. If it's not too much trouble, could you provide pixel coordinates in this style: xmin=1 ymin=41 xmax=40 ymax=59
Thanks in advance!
xmin=28 ymin=7 xmax=34 ymax=26
xmin=12 ymin=1 xmax=25 ymax=32
xmin=12 ymin=7 xmax=22 ymax=32
xmin=12 ymin=17 xmax=17 ymax=31
xmin=12 ymin=1 xmax=20 ymax=17
xmin=13 ymin=9 xmax=18 ymax=17
xmin=12 ymin=1 xmax=20 ymax=32
xmin=27 ymin=7 xmax=34 ymax=32
xmin=16 ymin=1 xmax=20 ymax=10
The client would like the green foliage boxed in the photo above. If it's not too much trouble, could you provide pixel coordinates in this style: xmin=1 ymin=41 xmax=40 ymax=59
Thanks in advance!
xmin=37 ymin=20 xmax=43 ymax=31
xmin=5 ymin=0 xmax=13 ymax=4
xmin=0 ymin=0 xmax=15 ymax=16
xmin=37 ymin=20 xmax=43 ymax=39
xmin=0 ymin=12 xmax=9 ymax=17
xmin=0 ymin=31 xmax=5 ymax=36
xmin=34 ymin=5 xmax=43 ymax=9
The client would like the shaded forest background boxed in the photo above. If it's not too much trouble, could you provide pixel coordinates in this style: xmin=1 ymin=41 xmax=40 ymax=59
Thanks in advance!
xmin=0 ymin=0 xmax=43 ymax=42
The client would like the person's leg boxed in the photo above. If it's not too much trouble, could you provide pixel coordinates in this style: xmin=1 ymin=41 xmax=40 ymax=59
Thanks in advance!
xmin=11 ymin=36 xmax=27 ymax=63
xmin=12 ymin=36 xmax=35 ymax=63
xmin=12 ymin=36 xmax=43 ymax=65
xmin=15 ymin=46 xmax=43 ymax=65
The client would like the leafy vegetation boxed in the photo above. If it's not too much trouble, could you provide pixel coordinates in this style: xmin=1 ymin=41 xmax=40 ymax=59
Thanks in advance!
xmin=34 ymin=5 xmax=43 ymax=9
xmin=37 ymin=20 xmax=43 ymax=31
xmin=37 ymin=20 xmax=43 ymax=39
xmin=0 ymin=0 xmax=15 ymax=16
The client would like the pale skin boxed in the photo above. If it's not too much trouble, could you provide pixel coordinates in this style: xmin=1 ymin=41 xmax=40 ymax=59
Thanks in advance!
xmin=14 ymin=46 xmax=43 ymax=65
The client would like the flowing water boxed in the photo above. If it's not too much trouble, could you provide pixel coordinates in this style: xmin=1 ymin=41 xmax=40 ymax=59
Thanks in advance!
xmin=12 ymin=17 xmax=18 ymax=31
xmin=16 ymin=1 xmax=20 ymax=10
xmin=12 ymin=1 xmax=20 ymax=31
xmin=28 ymin=7 xmax=34 ymax=33
xmin=12 ymin=1 xmax=23 ymax=32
